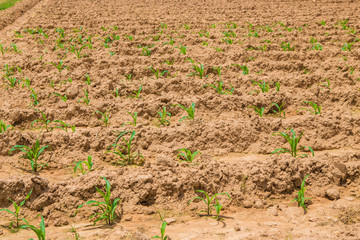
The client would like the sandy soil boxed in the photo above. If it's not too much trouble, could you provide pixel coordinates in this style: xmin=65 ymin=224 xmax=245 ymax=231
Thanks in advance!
xmin=0 ymin=0 xmax=360 ymax=239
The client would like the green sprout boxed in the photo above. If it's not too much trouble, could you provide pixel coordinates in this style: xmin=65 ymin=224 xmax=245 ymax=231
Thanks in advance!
xmin=272 ymin=128 xmax=314 ymax=158
xmin=129 ymin=85 xmax=142 ymax=99
xmin=9 ymin=139 xmax=50 ymax=173
xmin=76 ymin=177 xmax=121 ymax=225
xmin=84 ymin=73 xmax=92 ymax=85
xmin=152 ymin=212 xmax=169 ymax=240
xmin=232 ymin=64 xmax=249 ymax=75
xmin=298 ymin=101 xmax=321 ymax=115
xmin=74 ymin=156 xmax=93 ymax=175
xmin=69 ymin=44 xmax=87 ymax=58
xmin=0 ymin=120 xmax=12 ymax=133
xmin=188 ymin=190 xmax=231 ymax=216
xmin=157 ymin=107 xmax=171 ymax=126
xmin=177 ymin=103 xmax=195 ymax=121
xmin=95 ymin=109 xmax=110 ymax=127
xmin=19 ymin=216 xmax=46 ymax=240
xmin=53 ymin=120 xmax=75 ymax=132
xmin=248 ymin=106 xmax=264 ymax=117
xmin=271 ymin=103 xmax=286 ymax=118
xmin=0 ymin=189 xmax=32 ymax=228
xmin=251 ymin=80 xmax=270 ymax=94
xmin=177 ymin=148 xmax=201 ymax=163
xmin=203 ymin=81 xmax=234 ymax=95
xmin=107 ymin=131 xmax=144 ymax=166
xmin=148 ymin=67 xmax=168 ymax=79
xmin=212 ymin=199 xmax=223 ymax=221
xmin=189 ymin=63 xmax=206 ymax=79
xmin=292 ymin=175 xmax=311 ymax=212
xmin=280 ymin=42 xmax=295 ymax=51
xmin=319 ymin=78 xmax=331 ymax=91
xmin=125 ymin=112 xmax=138 ymax=127
xmin=78 ymin=89 xmax=90 ymax=105
xmin=49 ymin=60 xmax=68 ymax=72
xmin=53 ymin=93 xmax=67 ymax=102
xmin=175 ymin=44 xmax=187 ymax=55
xmin=275 ymin=81 xmax=280 ymax=91
xmin=342 ymin=42 xmax=354 ymax=51
xmin=29 ymin=88 xmax=39 ymax=107
xmin=31 ymin=109 xmax=52 ymax=132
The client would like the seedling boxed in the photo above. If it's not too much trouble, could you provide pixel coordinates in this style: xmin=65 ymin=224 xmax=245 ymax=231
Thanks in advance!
xmin=177 ymin=103 xmax=195 ymax=121
xmin=0 ymin=120 xmax=12 ymax=133
xmin=232 ymin=64 xmax=249 ymax=75
xmin=74 ymin=156 xmax=93 ymax=175
xmin=11 ymin=43 xmax=21 ymax=54
xmin=158 ymin=107 xmax=171 ymax=126
xmin=213 ymin=66 xmax=222 ymax=77
xmin=281 ymin=42 xmax=295 ymax=51
xmin=53 ymin=120 xmax=75 ymax=132
xmin=275 ymin=81 xmax=280 ymax=91
xmin=298 ymin=101 xmax=321 ymax=115
xmin=139 ymin=46 xmax=152 ymax=56
xmin=22 ymin=77 xmax=31 ymax=89
xmin=129 ymin=85 xmax=142 ymax=99
xmin=69 ymin=44 xmax=87 ymax=58
xmin=342 ymin=42 xmax=354 ymax=51
xmin=121 ymin=112 xmax=136 ymax=127
xmin=153 ymin=213 xmax=169 ymax=240
xmin=188 ymin=190 xmax=231 ymax=216
xmin=189 ymin=63 xmax=206 ymax=79
xmin=163 ymin=38 xmax=175 ymax=46
xmin=53 ymin=93 xmax=67 ymax=102
xmin=9 ymin=139 xmax=50 ymax=173
xmin=29 ymin=88 xmax=39 ymax=106
xmin=0 ymin=189 xmax=32 ymax=228
xmin=272 ymin=128 xmax=314 ymax=158
xmin=107 ymin=131 xmax=144 ymax=166
xmin=177 ymin=148 xmax=201 ymax=163
xmin=175 ymin=44 xmax=187 ymax=55
xmin=76 ymin=177 xmax=121 ymax=225
xmin=148 ymin=67 xmax=168 ymax=79
xmin=124 ymin=74 xmax=132 ymax=81
xmin=292 ymin=175 xmax=311 ymax=212
xmin=4 ymin=76 xmax=20 ymax=88
xmin=319 ymin=78 xmax=331 ymax=91
xmin=0 ymin=43 xmax=6 ymax=55
xmin=251 ymin=80 xmax=270 ymax=94
xmin=212 ymin=47 xmax=223 ymax=52
xmin=114 ymin=88 xmax=120 ymax=98
xmin=203 ymin=81 xmax=234 ymax=95
xmin=95 ymin=109 xmax=111 ymax=127
xmin=78 ymin=89 xmax=90 ymax=105
xmin=49 ymin=60 xmax=68 ymax=72
xmin=312 ymin=43 xmax=323 ymax=51
xmin=84 ymin=73 xmax=92 ymax=85
xmin=19 ymin=216 xmax=46 ymax=240
xmin=163 ymin=59 xmax=175 ymax=65
xmin=248 ymin=106 xmax=264 ymax=117
xmin=271 ymin=103 xmax=286 ymax=118
xmin=31 ymin=109 xmax=52 ymax=132
xmin=212 ymin=199 xmax=223 ymax=221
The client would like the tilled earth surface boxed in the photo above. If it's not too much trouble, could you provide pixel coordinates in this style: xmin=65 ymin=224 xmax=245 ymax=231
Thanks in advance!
xmin=0 ymin=0 xmax=360 ymax=239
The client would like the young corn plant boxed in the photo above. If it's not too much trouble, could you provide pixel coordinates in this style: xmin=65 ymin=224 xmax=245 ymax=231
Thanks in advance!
xmin=31 ymin=109 xmax=52 ymax=132
xmin=76 ymin=177 xmax=121 ymax=225
xmin=177 ymin=148 xmax=201 ymax=163
xmin=251 ymin=80 xmax=270 ymax=94
xmin=125 ymin=112 xmax=137 ymax=127
xmin=19 ymin=216 xmax=46 ymax=240
xmin=248 ymin=106 xmax=265 ymax=117
xmin=272 ymin=128 xmax=314 ymax=158
xmin=53 ymin=92 xmax=67 ymax=102
xmin=213 ymin=66 xmax=222 ymax=77
xmin=271 ymin=103 xmax=286 ymax=118
xmin=29 ymin=88 xmax=39 ymax=107
xmin=298 ymin=101 xmax=321 ymax=115
xmin=292 ymin=175 xmax=311 ymax=212
xmin=0 ymin=189 xmax=32 ymax=228
xmin=189 ymin=63 xmax=206 ymax=79
xmin=78 ymin=89 xmax=90 ymax=105
xmin=212 ymin=199 xmax=224 ymax=221
xmin=9 ymin=139 xmax=50 ymax=173
xmin=0 ymin=120 xmax=12 ymax=133
xmin=275 ymin=81 xmax=281 ymax=91
xmin=188 ymin=190 xmax=231 ymax=216
xmin=153 ymin=212 xmax=169 ymax=240
xmin=148 ymin=67 xmax=168 ymax=79
xmin=107 ymin=131 xmax=144 ymax=166
xmin=53 ymin=120 xmax=75 ymax=132
xmin=175 ymin=44 xmax=187 ymax=55
xmin=74 ymin=156 xmax=93 ymax=175
xmin=95 ymin=109 xmax=111 ymax=127
xmin=129 ymin=85 xmax=142 ymax=99
xmin=157 ymin=107 xmax=171 ymax=126
xmin=232 ymin=64 xmax=249 ymax=75
xmin=69 ymin=44 xmax=87 ymax=58
xmin=11 ymin=43 xmax=21 ymax=54
xmin=203 ymin=81 xmax=234 ymax=95
xmin=342 ymin=42 xmax=354 ymax=51
xmin=84 ymin=73 xmax=92 ymax=85
xmin=319 ymin=78 xmax=331 ymax=91
xmin=281 ymin=42 xmax=295 ymax=51
xmin=49 ymin=60 xmax=68 ymax=72
xmin=177 ymin=103 xmax=195 ymax=121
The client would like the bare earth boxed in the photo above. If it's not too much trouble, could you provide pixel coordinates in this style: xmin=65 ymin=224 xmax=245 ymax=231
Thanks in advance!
xmin=0 ymin=0 xmax=360 ymax=239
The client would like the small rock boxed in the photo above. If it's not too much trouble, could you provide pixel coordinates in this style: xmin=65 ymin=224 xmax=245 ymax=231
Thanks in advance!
xmin=344 ymin=197 xmax=355 ymax=202
xmin=124 ymin=216 xmax=133 ymax=221
xmin=254 ymin=200 xmax=264 ymax=209
xmin=243 ymin=200 xmax=254 ymax=208
xmin=164 ymin=218 xmax=176 ymax=225
xmin=58 ymin=101 xmax=68 ymax=109
xmin=0 ymin=228 xmax=3 ymax=235
xmin=267 ymin=206 xmax=278 ymax=216
xmin=264 ymin=222 xmax=277 ymax=227
xmin=309 ymin=217 xmax=319 ymax=222
xmin=325 ymin=188 xmax=340 ymax=200
xmin=234 ymin=226 xmax=241 ymax=231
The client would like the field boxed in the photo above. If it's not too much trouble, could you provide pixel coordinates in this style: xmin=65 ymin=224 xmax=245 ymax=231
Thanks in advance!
xmin=0 ymin=0 xmax=360 ymax=239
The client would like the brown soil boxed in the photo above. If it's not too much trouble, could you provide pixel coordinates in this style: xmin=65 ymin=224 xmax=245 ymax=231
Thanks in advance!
xmin=1 ymin=0 xmax=360 ymax=239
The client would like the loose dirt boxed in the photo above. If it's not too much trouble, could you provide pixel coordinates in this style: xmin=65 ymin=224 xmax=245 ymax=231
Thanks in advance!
xmin=0 ymin=0 xmax=360 ymax=239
